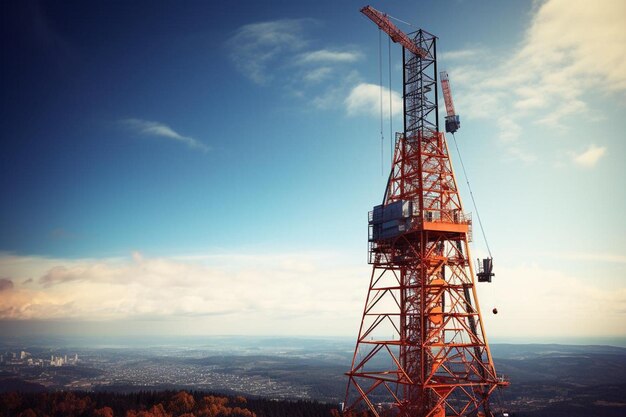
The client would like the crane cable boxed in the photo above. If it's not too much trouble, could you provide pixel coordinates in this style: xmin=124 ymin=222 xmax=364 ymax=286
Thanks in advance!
xmin=452 ymin=131 xmax=503 ymax=412
xmin=378 ymin=30 xmax=396 ymax=173
xmin=388 ymin=36 xmax=393 ymax=165
xmin=451 ymin=132 xmax=493 ymax=259
xmin=385 ymin=13 xmax=414 ymax=27
xmin=378 ymin=29 xmax=384 ymax=176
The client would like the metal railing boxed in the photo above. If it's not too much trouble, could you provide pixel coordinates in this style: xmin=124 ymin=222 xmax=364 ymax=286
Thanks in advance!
xmin=422 ymin=209 xmax=471 ymax=224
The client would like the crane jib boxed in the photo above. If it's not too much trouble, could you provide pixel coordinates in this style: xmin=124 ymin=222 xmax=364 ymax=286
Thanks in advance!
xmin=360 ymin=5 xmax=428 ymax=58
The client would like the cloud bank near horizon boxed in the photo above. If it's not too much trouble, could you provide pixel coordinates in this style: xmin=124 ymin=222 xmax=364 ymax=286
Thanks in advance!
xmin=0 ymin=251 xmax=366 ymax=335
xmin=0 ymin=250 xmax=624 ymax=338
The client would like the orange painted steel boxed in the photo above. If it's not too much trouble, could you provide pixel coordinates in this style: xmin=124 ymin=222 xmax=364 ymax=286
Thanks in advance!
xmin=440 ymin=72 xmax=456 ymax=117
xmin=345 ymin=131 xmax=507 ymax=417
xmin=360 ymin=6 xmax=428 ymax=58
xmin=345 ymin=7 xmax=507 ymax=417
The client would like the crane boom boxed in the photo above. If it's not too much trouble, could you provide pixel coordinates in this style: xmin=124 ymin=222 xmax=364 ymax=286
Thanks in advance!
xmin=440 ymin=71 xmax=455 ymax=117
xmin=360 ymin=5 xmax=427 ymax=58
xmin=440 ymin=70 xmax=460 ymax=133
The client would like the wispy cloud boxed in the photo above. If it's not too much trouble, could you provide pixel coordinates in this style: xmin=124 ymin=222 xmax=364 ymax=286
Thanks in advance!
xmin=345 ymin=83 xmax=402 ymax=118
xmin=122 ymin=118 xmax=209 ymax=152
xmin=296 ymin=49 xmax=362 ymax=65
xmin=227 ymin=19 xmax=363 ymax=112
xmin=447 ymin=0 xmax=626 ymax=161
xmin=438 ymin=48 xmax=482 ymax=61
xmin=227 ymin=19 xmax=312 ymax=85
xmin=303 ymin=67 xmax=333 ymax=83
xmin=570 ymin=144 xmax=607 ymax=168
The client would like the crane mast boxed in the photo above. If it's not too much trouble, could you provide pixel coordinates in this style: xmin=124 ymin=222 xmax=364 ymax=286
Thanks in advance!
xmin=345 ymin=5 xmax=506 ymax=417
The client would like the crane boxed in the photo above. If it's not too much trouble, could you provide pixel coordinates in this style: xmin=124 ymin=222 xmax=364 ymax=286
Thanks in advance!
xmin=441 ymin=71 xmax=495 ymax=282
xmin=360 ymin=5 xmax=428 ymax=58
xmin=440 ymin=71 xmax=461 ymax=133
xmin=345 ymin=5 xmax=508 ymax=417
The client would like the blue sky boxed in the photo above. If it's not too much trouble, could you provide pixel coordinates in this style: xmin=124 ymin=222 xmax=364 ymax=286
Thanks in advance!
xmin=1 ymin=0 xmax=624 ymax=342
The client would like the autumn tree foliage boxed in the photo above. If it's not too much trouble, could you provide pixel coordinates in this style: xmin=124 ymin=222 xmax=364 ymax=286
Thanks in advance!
xmin=193 ymin=395 xmax=257 ymax=417
xmin=93 ymin=407 xmax=114 ymax=417
xmin=126 ymin=403 xmax=171 ymax=417
xmin=53 ymin=391 xmax=92 ymax=416
xmin=0 ymin=390 xmax=337 ymax=417
xmin=167 ymin=391 xmax=195 ymax=415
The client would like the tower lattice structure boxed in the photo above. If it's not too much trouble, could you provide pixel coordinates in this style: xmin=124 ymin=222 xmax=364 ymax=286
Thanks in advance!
xmin=344 ymin=28 xmax=506 ymax=417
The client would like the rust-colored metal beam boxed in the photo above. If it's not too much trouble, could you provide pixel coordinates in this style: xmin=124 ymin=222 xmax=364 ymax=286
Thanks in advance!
xmin=360 ymin=5 xmax=428 ymax=58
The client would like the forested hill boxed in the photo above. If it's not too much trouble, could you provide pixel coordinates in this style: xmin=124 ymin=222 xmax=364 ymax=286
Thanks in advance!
xmin=0 ymin=390 xmax=342 ymax=417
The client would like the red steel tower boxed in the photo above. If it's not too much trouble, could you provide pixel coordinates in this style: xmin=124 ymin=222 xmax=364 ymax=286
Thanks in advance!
xmin=344 ymin=6 xmax=507 ymax=417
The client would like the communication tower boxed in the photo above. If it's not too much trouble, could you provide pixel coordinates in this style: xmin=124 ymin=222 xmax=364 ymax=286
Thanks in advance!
xmin=344 ymin=6 xmax=507 ymax=417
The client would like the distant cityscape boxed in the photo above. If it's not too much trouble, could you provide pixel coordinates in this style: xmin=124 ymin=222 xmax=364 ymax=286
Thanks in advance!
xmin=1 ymin=338 xmax=625 ymax=416
xmin=0 ymin=343 xmax=323 ymax=399
xmin=1 ymin=350 xmax=79 ymax=367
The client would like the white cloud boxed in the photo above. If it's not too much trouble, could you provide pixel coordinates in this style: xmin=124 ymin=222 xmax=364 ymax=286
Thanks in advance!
xmin=449 ymin=0 xmax=626 ymax=160
xmin=227 ymin=19 xmax=311 ymax=84
xmin=345 ymin=83 xmax=402 ymax=118
xmin=122 ymin=118 xmax=209 ymax=152
xmin=571 ymin=144 xmax=607 ymax=168
xmin=303 ymin=66 xmax=332 ymax=83
xmin=520 ymin=0 xmax=626 ymax=91
xmin=0 ymin=251 xmax=366 ymax=335
xmin=297 ymin=49 xmax=362 ymax=64
xmin=311 ymin=84 xmax=346 ymax=110
xmin=496 ymin=116 xmax=522 ymax=144
xmin=492 ymin=116 xmax=537 ymax=162
xmin=481 ymin=263 xmax=626 ymax=338
xmin=227 ymin=20 xmax=364 ymax=112
xmin=511 ymin=86 xmax=546 ymax=111
xmin=310 ymin=69 xmax=361 ymax=110
xmin=439 ymin=48 xmax=482 ymax=61
xmin=545 ymin=251 xmax=626 ymax=264
xmin=3 ymin=251 xmax=624 ymax=338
